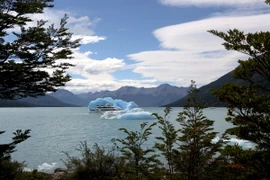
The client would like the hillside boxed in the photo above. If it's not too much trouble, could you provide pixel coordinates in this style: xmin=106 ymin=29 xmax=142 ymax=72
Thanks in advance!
xmin=49 ymin=89 xmax=89 ymax=106
xmin=166 ymin=70 xmax=269 ymax=107
xmin=0 ymin=95 xmax=76 ymax=107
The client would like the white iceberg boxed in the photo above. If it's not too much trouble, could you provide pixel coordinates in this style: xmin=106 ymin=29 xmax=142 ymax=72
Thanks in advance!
xmin=101 ymin=108 xmax=156 ymax=120
xmin=37 ymin=162 xmax=58 ymax=174
xmin=88 ymin=97 xmax=155 ymax=120
xmin=88 ymin=97 xmax=138 ymax=112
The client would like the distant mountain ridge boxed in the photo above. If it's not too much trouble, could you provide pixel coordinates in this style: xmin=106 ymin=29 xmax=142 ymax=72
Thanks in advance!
xmin=0 ymin=84 xmax=189 ymax=107
xmin=52 ymin=84 xmax=190 ymax=107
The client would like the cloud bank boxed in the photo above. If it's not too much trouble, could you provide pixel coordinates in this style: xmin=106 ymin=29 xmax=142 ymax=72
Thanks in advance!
xmin=128 ymin=13 xmax=270 ymax=87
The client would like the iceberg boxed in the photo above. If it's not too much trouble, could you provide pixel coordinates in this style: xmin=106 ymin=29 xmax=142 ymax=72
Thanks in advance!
xmin=88 ymin=97 xmax=155 ymax=120
xmin=212 ymin=136 xmax=254 ymax=149
xmin=88 ymin=97 xmax=139 ymax=112
xmin=101 ymin=108 xmax=156 ymax=120
xmin=37 ymin=162 xmax=58 ymax=174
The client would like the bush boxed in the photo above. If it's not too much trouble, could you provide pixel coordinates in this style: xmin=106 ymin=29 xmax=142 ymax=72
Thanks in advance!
xmin=0 ymin=160 xmax=24 ymax=180
xmin=63 ymin=141 xmax=125 ymax=180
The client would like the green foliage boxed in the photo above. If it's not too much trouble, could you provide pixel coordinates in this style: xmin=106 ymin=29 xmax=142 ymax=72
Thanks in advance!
xmin=0 ymin=160 xmax=51 ymax=180
xmin=63 ymin=141 xmax=124 ymax=180
xmin=16 ymin=169 xmax=52 ymax=180
xmin=173 ymin=83 xmax=225 ymax=180
xmin=209 ymin=1 xmax=270 ymax=178
xmin=0 ymin=130 xmax=31 ymax=180
xmin=0 ymin=1 xmax=80 ymax=179
xmin=153 ymin=107 xmax=178 ymax=179
xmin=113 ymin=122 xmax=161 ymax=180
xmin=0 ymin=0 xmax=80 ymax=100
xmin=0 ymin=129 xmax=30 ymax=161
xmin=217 ymin=145 xmax=269 ymax=180
xmin=0 ymin=160 xmax=24 ymax=180
xmin=152 ymin=82 xmax=227 ymax=180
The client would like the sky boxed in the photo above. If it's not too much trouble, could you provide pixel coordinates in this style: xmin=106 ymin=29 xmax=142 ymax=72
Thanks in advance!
xmin=31 ymin=0 xmax=270 ymax=93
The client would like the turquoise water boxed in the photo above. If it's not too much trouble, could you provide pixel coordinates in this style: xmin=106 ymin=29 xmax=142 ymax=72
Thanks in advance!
xmin=0 ymin=107 xmax=230 ymax=170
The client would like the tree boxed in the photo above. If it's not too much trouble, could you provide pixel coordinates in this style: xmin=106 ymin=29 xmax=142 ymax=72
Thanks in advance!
xmin=112 ymin=122 xmax=161 ymax=180
xmin=0 ymin=1 xmax=80 ymax=178
xmin=208 ymin=1 xmax=270 ymax=178
xmin=153 ymin=107 xmax=178 ymax=179
xmin=0 ymin=0 xmax=80 ymax=100
xmin=174 ymin=82 xmax=225 ymax=180
xmin=0 ymin=130 xmax=31 ymax=180
xmin=0 ymin=129 xmax=30 ymax=161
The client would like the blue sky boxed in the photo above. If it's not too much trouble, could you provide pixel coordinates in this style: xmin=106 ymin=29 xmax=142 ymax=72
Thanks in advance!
xmin=32 ymin=0 xmax=270 ymax=93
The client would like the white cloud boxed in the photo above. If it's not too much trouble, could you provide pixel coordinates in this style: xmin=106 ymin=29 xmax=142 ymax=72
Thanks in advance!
xmin=65 ymin=77 xmax=159 ymax=94
xmin=128 ymin=50 xmax=241 ymax=87
xmin=159 ymin=0 xmax=266 ymax=7
xmin=60 ymin=50 xmax=162 ymax=93
xmin=29 ymin=9 xmax=97 ymax=34
xmin=154 ymin=14 xmax=270 ymax=51
xmin=128 ymin=13 xmax=270 ymax=87
xmin=72 ymin=35 xmax=106 ymax=44
xmin=67 ymin=16 xmax=101 ymax=36
xmin=65 ymin=78 xmax=118 ymax=93
xmin=15 ymin=9 xmax=106 ymax=45
xmin=83 ymin=58 xmax=126 ymax=75
xmin=57 ymin=50 xmax=129 ymax=93
xmin=65 ymin=51 xmax=126 ymax=76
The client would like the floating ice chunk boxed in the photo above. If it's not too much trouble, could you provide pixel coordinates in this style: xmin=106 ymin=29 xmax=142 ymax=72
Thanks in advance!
xmin=37 ymin=162 xmax=57 ymax=174
xmin=23 ymin=167 xmax=33 ymax=172
xmin=88 ymin=97 xmax=138 ymax=112
xmin=119 ymin=111 xmax=155 ymax=120
xmin=212 ymin=136 xmax=254 ymax=149
xmin=101 ymin=108 xmax=156 ymax=120
xmin=228 ymin=138 xmax=254 ymax=149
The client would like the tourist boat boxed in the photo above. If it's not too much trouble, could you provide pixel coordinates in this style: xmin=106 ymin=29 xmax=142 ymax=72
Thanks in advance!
xmin=91 ymin=103 xmax=122 ymax=112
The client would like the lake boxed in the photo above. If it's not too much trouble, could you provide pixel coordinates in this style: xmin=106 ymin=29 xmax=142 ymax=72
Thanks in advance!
xmin=0 ymin=107 xmax=231 ymax=172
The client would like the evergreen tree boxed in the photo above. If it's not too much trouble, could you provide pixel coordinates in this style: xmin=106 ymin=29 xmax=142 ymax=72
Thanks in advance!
xmin=0 ymin=1 xmax=80 ymax=179
xmin=0 ymin=130 xmax=31 ymax=180
xmin=208 ymin=1 xmax=270 ymax=178
xmin=0 ymin=130 xmax=30 ymax=161
xmin=174 ymin=82 xmax=225 ymax=180
xmin=0 ymin=0 xmax=80 ymax=100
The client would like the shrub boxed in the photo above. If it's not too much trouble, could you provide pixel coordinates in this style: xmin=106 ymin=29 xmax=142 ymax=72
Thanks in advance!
xmin=63 ymin=141 xmax=125 ymax=180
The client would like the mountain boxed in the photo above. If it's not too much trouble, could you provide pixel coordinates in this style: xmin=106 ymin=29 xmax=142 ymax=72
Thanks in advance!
xmin=0 ymin=84 xmax=189 ymax=107
xmin=0 ymin=99 xmax=34 ymax=107
xmin=166 ymin=70 xmax=269 ymax=107
xmin=18 ymin=95 xmax=77 ymax=107
xmin=0 ymin=95 xmax=77 ymax=107
xmin=50 ymin=89 xmax=89 ymax=106
xmin=54 ymin=84 xmax=190 ymax=107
